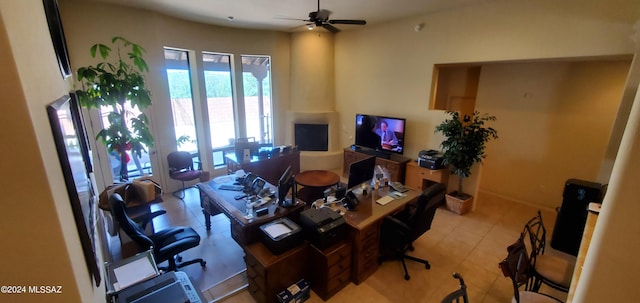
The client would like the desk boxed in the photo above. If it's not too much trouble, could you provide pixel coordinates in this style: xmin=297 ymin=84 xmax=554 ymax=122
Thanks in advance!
xmin=405 ymin=161 xmax=449 ymax=190
xmin=342 ymin=186 xmax=421 ymax=284
xmin=225 ymin=151 xmax=300 ymax=185
xmin=196 ymin=179 xmax=304 ymax=246
xmin=295 ymin=170 xmax=341 ymax=202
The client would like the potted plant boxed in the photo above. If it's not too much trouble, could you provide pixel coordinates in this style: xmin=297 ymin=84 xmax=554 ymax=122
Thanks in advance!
xmin=76 ymin=37 xmax=154 ymax=181
xmin=434 ymin=111 xmax=498 ymax=214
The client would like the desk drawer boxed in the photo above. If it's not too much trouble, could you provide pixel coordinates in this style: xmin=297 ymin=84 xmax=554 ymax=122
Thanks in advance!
xmin=326 ymin=267 xmax=351 ymax=295
xmin=419 ymin=168 xmax=443 ymax=181
xmin=326 ymin=242 xmax=352 ymax=268
xmin=230 ymin=221 xmax=245 ymax=246
xmin=327 ymin=255 xmax=351 ymax=279
xmin=244 ymin=255 xmax=266 ymax=278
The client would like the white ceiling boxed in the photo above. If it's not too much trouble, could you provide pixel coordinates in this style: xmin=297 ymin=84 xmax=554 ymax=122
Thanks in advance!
xmin=90 ymin=0 xmax=496 ymax=32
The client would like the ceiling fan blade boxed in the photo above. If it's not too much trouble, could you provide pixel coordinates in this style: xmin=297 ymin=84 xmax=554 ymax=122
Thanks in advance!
xmin=329 ymin=19 xmax=367 ymax=25
xmin=322 ymin=23 xmax=340 ymax=33
xmin=274 ymin=16 xmax=308 ymax=22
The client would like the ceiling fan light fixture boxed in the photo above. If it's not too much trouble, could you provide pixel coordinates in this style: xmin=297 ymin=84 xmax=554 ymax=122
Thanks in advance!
xmin=307 ymin=24 xmax=314 ymax=30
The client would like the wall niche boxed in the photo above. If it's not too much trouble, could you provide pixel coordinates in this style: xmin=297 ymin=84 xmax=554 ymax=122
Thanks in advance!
xmin=430 ymin=64 xmax=481 ymax=118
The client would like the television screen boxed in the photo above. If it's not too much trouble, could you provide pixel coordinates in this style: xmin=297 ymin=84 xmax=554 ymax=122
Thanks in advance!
xmin=355 ymin=114 xmax=406 ymax=154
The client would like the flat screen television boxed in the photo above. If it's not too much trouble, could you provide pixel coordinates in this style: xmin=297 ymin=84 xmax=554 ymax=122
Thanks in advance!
xmin=347 ymin=156 xmax=376 ymax=189
xmin=355 ymin=114 xmax=406 ymax=154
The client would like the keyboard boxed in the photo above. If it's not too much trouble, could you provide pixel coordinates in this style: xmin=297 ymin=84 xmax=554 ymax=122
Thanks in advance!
xmin=219 ymin=184 xmax=244 ymax=191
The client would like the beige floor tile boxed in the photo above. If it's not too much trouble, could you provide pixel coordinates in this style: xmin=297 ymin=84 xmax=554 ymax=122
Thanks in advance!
xmin=106 ymin=186 xmax=571 ymax=303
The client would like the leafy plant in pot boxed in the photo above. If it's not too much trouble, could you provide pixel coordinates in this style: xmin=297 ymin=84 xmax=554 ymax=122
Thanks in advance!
xmin=75 ymin=37 xmax=154 ymax=181
xmin=434 ymin=111 xmax=498 ymax=215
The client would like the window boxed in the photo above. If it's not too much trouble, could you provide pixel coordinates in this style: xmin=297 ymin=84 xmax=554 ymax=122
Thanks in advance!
xmin=203 ymin=52 xmax=236 ymax=166
xmin=100 ymin=103 xmax=152 ymax=181
xmin=164 ymin=48 xmax=199 ymax=159
xmin=241 ymin=55 xmax=273 ymax=145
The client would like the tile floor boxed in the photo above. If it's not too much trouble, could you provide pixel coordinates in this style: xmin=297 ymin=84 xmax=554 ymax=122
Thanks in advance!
xmin=106 ymin=186 xmax=572 ymax=303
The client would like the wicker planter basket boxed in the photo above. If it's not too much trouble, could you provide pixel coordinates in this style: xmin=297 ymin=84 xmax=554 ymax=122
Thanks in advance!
xmin=445 ymin=193 xmax=473 ymax=215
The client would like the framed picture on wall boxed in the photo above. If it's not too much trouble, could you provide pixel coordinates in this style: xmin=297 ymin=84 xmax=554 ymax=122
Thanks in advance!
xmin=43 ymin=0 xmax=72 ymax=78
xmin=47 ymin=94 xmax=101 ymax=286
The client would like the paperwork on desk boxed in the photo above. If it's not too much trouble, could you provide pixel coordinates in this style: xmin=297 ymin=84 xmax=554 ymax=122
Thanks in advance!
xmin=112 ymin=256 xmax=158 ymax=291
xmin=263 ymin=223 xmax=291 ymax=239
xmin=376 ymin=191 xmax=406 ymax=206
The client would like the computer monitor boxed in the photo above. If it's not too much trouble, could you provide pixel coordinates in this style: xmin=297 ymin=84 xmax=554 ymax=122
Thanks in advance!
xmin=277 ymin=166 xmax=297 ymax=207
xmin=347 ymin=156 xmax=376 ymax=189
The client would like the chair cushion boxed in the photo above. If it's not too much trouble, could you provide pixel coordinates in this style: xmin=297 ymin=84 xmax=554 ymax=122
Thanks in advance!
xmin=170 ymin=170 xmax=202 ymax=182
xmin=535 ymin=254 xmax=576 ymax=288
xmin=151 ymin=227 xmax=201 ymax=263
xmin=513 ymin=291 xmax=560 ymax=303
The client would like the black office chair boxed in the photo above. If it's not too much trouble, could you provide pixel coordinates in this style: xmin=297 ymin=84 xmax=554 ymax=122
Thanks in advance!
xmin=109 ymin=193 xmax=206 ymax=271
xmin=523 ymin=211 xmax=575 ymax=293
xmin=378 ymin=183 xmax=446 ymax=280
xmin=167 ymin=151 xmax=202 ymax=199
xmin=441 ymin=272 xmax=469 ymax=303
xmin=499 ymin=237 xmax=562 ymax=303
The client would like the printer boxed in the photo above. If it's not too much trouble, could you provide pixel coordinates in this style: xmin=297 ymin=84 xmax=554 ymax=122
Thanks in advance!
xmin=300 ymin=207 xmax=347 ymax=250
xmin=114 ymin=271 xmax=205 ymax=303
xmin=259 ymin=217 xmax=303 ymax=255
xmin=418 ymin=149 xmax=445 ymax=170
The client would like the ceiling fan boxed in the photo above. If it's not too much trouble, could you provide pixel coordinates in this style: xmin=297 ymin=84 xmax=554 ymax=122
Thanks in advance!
xmin=294 ymin=0 xmax=367 ymax=33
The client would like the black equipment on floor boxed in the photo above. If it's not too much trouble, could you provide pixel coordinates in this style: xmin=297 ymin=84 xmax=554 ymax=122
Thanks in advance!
xmin=550 ymin=178 xmax=605 ymax=256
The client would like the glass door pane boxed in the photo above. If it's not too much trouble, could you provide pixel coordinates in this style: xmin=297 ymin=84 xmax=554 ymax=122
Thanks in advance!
xmin=203 ymin=52 xmax=236 ymax=166
xmin=242 ymin=55 xmax=273 ymax=145
xmin=100 ymin=104 xmax=152 ymax=182
xmin=165 ymin=49 xmax=199 ymax=165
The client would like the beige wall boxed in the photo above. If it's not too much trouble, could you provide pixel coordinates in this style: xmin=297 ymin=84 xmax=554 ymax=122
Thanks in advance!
xmin=0 ymin=1 xmax=102 ymax=302
xmin=335 ymin=0 xmax=638 ymax=207
xmin=477 ymin=60 xmax=630 ymax=208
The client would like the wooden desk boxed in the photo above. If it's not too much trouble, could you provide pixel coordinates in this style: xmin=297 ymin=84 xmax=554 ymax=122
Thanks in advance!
xmin=196 ymin=179 xmax=304 ymax=246
xmin=405 ymin=161 xmax=449 ymax=190
xmin=342 ymin=186 xmax=421 ymax=284
xmin=225 ymin=151 xmax=300 ymax=185
xmin=245 ymin=241 xmax=309 ymax=303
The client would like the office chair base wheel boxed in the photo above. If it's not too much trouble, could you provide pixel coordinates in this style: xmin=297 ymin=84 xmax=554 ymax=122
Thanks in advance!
xmin=404 ymin=274 xmax=410 ymax=280
xmin=176 ymin=255 xmax=183 ymax=262
xmin=425 ymin=263 xmax=431 ymax=269
xmin=201 ymin=261 xmax=206 ymax=267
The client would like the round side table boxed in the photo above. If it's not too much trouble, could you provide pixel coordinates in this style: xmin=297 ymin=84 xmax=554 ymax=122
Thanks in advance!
xmin=295 ymin=170 xmax=341 ymax=203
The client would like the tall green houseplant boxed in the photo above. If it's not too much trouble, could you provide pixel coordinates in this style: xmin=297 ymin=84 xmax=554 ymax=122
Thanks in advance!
xmin=435 ymin=111 xmax=498 ymax=199
xmin=76 ymin=37 xmax=154 ymax=181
